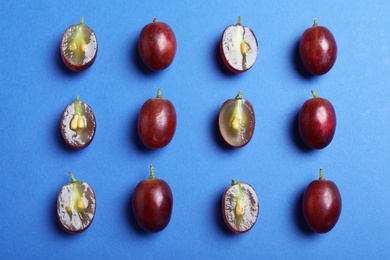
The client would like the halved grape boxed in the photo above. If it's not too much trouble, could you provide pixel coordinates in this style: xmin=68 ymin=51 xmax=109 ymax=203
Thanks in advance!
xmin=57 ymin=172 xmax=96 ymax=233
xmin=60 ymin=95 xmax=96 ymax=149
xmin=218 ymin=91 xmax=255 ymax=147
xmin=222 ymin=180 xmax=259 ymax=233
xmin=60 ymin=17 xmax=98 ymax=72
xmin=220 ymin=17 xmax=258 ymax=73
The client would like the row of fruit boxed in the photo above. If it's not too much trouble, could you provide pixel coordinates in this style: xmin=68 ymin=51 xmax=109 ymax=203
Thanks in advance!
xmin=294 ymin=17 xmax=342 ymax=234
xmin=56 ymin=16 xmax=342 ymax=235
xmin=56 ymin=167 xmax=341 ymax=234
xmin=59 ymin=17 xmax=337 ymax=75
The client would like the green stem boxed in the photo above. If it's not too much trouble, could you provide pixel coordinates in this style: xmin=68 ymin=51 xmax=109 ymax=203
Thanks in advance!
xmin=311 ymin=90 xmax=319 ymax=98
xmin=74 ymin=95 xmax=82 ymax=116
xmin=69 ymin=172 xmax=77 ymax=183
xmin=313 ymin=18 xmax=318 ymax=27
xmin=156 ymin=88 xmax=162 ymax=98
xmin=149 ymin=164 xmax=156 ymax=179
xmin=319 ymin=168 xmax=325 ymax=180
xmin=235 ymin=91 xmax=242 ymax=100
xmin=80 ymin=17 xmax=85 ymax=26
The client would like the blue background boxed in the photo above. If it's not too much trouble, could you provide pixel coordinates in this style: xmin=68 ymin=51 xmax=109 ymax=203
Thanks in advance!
xmin=1 ymin=0 xmax=389 ymax=259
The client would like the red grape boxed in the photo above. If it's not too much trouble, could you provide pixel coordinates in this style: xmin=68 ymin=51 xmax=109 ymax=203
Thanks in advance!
xmin=138 ymin=18 xmax=177 ymax=71
xmin=298 ymin=90 xmax=336 ymax=149
xmin=219 ymin=91 xmax=255 ymax=147
xmin=60 ymin=95 xmax=96 ymax=149
xmin=60 ymin=18 xmax=98 ymax=72
xmin=57 ymin=172 xmax=96 ymax=233
xmin=220 ymin=16 xmax=258 ymax=73
xmin=302 ymin=168 xmax=342 ymax=233
xmin=299 ymin=19 xmax=337 ymax=75
xmin=222 ymin=180 xmax=259 ymax=233
xmin=132 ymin=165 xmax=173 ymax=232
xmin=138 ymin=88 xmax=176 ymax=149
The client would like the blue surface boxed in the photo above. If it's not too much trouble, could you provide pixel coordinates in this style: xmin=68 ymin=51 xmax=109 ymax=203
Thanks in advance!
xmin=1 ymin=0 xmax=390 ymax=259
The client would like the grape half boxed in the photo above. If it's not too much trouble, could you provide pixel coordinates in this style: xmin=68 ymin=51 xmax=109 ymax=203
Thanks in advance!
xmin=220 ymin=17 xmax=258 ymax=73
xmin=60 ymin=95 xmax=96 ymax=149
xmin=218 ymin=91 xmax=255 ymax=147
xmin=57 ymin=172 xmax=96 ymax=233
xmin=60 ymin=18 xmax=98 ymax=72
xmin=222 ymin=180 xmax=259 ymax=233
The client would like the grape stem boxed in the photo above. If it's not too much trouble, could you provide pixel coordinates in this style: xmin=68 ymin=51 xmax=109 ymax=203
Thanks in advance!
xmin=69 ymin=172 xmax=77 ymax=183
xmin=149 ymin=164 xmax=156 ymax=179
xmin=311 ymin=90 xmax=319 ymax=98
xmin=156 ymin=88 xmax=162 ymax=98
xmin=313 ymin=18 xmax=318 ymax=27
xmin=319 ymin=168 xmax=325 ymax=180
xmin=235 ymin=91 xmax=243 ymax=100
xmin=74 ymin=95 xmax=83 ymax=116
xmin=237 ymin=16 xmax=242 ymax=26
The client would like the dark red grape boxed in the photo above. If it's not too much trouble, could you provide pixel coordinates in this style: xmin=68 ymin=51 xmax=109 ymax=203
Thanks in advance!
xmin=132 ymin=165 xmax=173 ymax=232
xmin=57 ymin=172 xmax=96 ymax=233
xmin=60 ymin=17 xmax=98 ymax=72
xmin=138 ymin=88 xmax=176 ymax=149
xmin=220 ymin=16 xmax=258 ymax=73
xmin=298 ymin=90 xmax=336 ymax=149
xmin=299 ymin=19 xmax=337 ymax=75
xmin=60 ymin=95 xmax=96 ymax=149
xmin=138 ymin=18 xmax=177 ymax=71
xmin=222 ymin=180 xmax=259 ymax=233
xmin=302 ymin=168 xmax=342 ymax=233
xmin=218 ymin=91 xmax=255 ymax=147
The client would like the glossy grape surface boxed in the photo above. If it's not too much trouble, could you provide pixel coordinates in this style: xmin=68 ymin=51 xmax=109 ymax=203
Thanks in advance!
xmin=138 ymin=89 xmax=176 ymax=149
xmin=299 ymin=19 xmax=337 ymax=75
xmin=60 ymin=95 xmax=96 ymax=149
xmin=220 ymin=17 xmax=258 ymax=73
xmin=57 ymin=172 xmax=96 ymax=233
xmin=60 ymin=18 xmax=98 ymax=72
xmin=219 ymin=91 xmax=255 ymax=147
xmin=138 ymin=18 xmax=177 ymax=71
xmin=298 ymin=90 xmax=336 ymax=149
xmin=302 ymin=169 xmax=342 ymax=233
xmin=222 ymin=180 xmax=259 ymax=233
xmin=132 ymin=165 xmax=173 ymax=233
